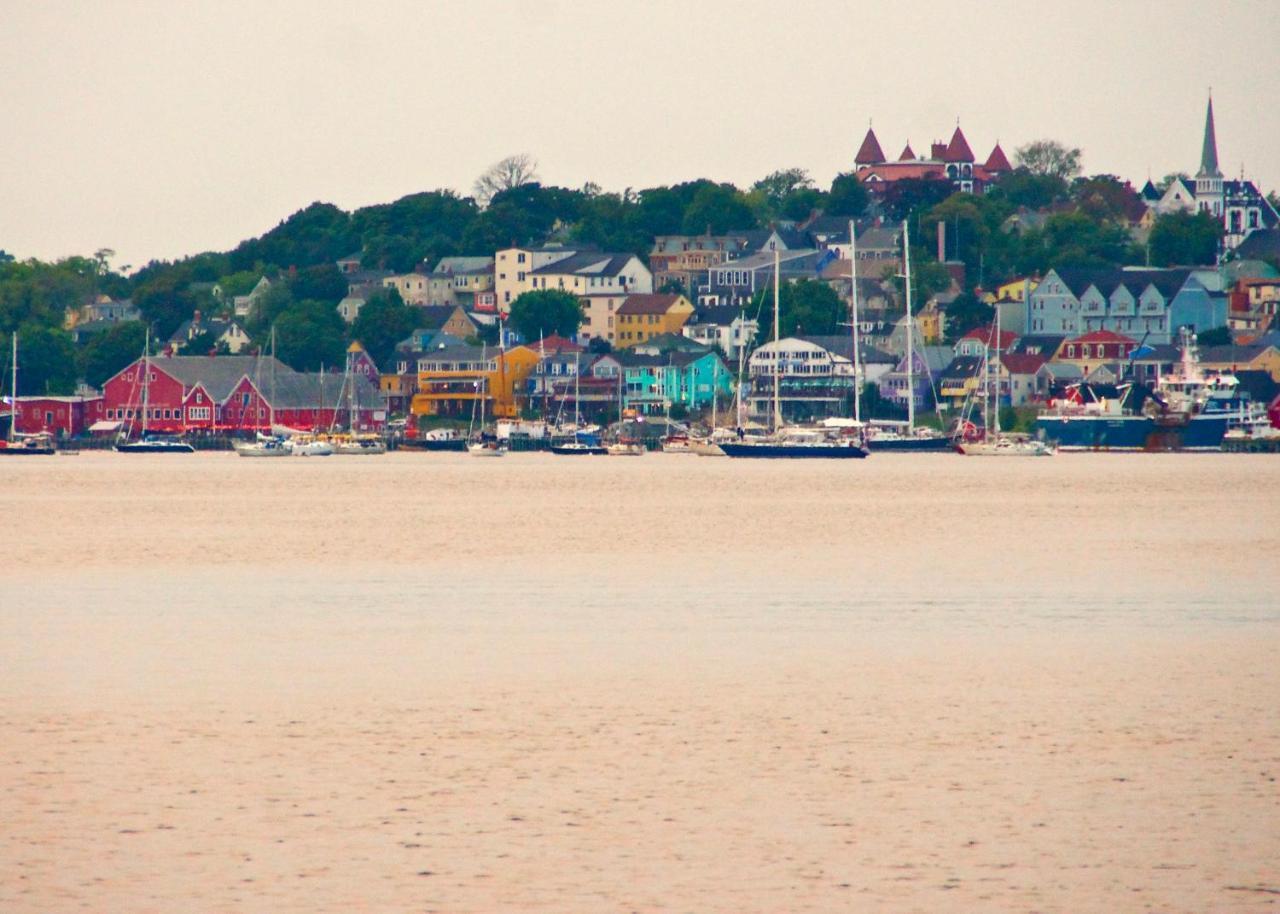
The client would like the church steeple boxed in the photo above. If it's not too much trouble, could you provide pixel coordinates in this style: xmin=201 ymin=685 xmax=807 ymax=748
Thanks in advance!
xmin=1198 ymin=94 xmax=1221 ymax=178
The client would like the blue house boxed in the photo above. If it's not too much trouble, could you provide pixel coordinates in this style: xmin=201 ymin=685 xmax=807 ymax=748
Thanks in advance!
xmin=616 ymin=350 xmax=733 ymax=415
xmin=1025 ymin=268 xmax=1226 ymax=345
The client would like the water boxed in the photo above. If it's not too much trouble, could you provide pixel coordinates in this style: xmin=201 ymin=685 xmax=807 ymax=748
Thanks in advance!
xmin=2 ymin=452 xmax=1278 ymax=912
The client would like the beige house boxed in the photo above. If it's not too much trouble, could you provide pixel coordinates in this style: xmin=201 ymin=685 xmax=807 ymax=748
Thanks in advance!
xmin=578 ymin=293 xmax=627 ymax=345
xmin=494 ymin=246 xmax=579 ymax=311
xmin=383 ymin=273 xmax=431 ymax=305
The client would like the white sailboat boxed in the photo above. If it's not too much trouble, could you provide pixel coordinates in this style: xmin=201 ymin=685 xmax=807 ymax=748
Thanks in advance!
xmin=607 ymin=363 xmax=644 ymax=455
xmin=956 ymin=304 xmax=1054 ymax=457
xmin=551 ymin=352 xmax=606 ymax=454
xmin=332 ymin=345 xmax=386 ymax=454
xmin=115 ymin=328 xmax=195 ymax=453
xmin=236 ymin=329 xmax=291 ymax=457
xmin=720 ymin=250 xmax=868 ymax=458
xmin=468 ymin=343 xmax=506 ymax=456
xmin=864 ymin=220 xmax=951 ymax=452
xmin=1 ymin=332 xmax=56 ymax=455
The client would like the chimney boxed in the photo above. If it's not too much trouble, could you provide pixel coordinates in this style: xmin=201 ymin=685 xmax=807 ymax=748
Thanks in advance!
xmin=937 ymin=221 xmax=946 ymax=263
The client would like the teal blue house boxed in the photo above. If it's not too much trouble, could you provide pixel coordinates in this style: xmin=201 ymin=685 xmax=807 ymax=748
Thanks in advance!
xmin=617 ymin=350 xmax=733 ymax=415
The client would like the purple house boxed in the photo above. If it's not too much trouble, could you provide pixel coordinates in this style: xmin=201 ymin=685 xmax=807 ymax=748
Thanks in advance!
xmin=877 ymin=346 xmax=953 ymax=411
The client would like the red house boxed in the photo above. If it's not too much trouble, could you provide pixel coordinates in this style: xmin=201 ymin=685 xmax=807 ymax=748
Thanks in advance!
xmin=101 ymin=353 xmax=386 ymax=436
xmin=9 ymin=395 xmax=104 ymax=436
xmin=1060 ymin=330 xmax=1138 ymax=363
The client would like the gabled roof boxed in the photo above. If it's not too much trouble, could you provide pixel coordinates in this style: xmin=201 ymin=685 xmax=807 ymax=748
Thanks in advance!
xmin=267 ymin=372 xmax=381 ymax=410
xmin=1013 ymin=334 xmax=1066 ymax=357
xmin=1199 ymin=343 xmax=1275 ymax=364
xmin=691 ymin=304 xmax=750 ymax=326
xmin=618 ymin=293 xmax=686 ymax=316
xmin=960 ymin=325 xmax=1018 ymax=350
xmin=855 ymin=128 xmax=886 ymax=165
xmin=898 ymin=142 xmax=916 ymax=161
xmin=1048 ymin=267 xmax=1195 ymax=301
xmin=940 ymin=355 xmax=985 ymax=379
xmin=1140 ymin=179 xmax=1162 ymax=201
xmin=529 ymin=252 xmax=636 ymax=277
xmin=983 ymin=143 xmax=1011 ymax=172
xmin=431 ymin=256 xmax=493 ymax=275
xmin=416 ymin=304 xmax=473 ymax=329
xmin=529 ymin=334 xmax=583 ymax=354
xmin=999 ymin=352 xmax=1047 ymax=375
xmin=150 ymin=355 xmax=286 ymax=401
xmin=1066 ymin=330 xmax=1137 ymax=345
xmin=943 ymin=126 xmax=975 ymax=163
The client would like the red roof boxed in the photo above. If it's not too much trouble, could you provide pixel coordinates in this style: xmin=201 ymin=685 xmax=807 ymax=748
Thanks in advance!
xmin=961 ymin=324 xmax=1018 ymax=349
xmin=1067 ymin=330 xmax=1137 ymax=345
xmin=944 ymin=126 xmax=974 ymax=163
xmin=999 ymin=352 xmax=1046 ymax=374
xmin=898 ymin=142 xmax=916 ymax=161
xmin=983 ymin=143 xmax=1012 ymax=172
xmin=533 ymin=334 xmax=582 ymax=354
xmin=855 ymin=128 xmax=886 ymax=165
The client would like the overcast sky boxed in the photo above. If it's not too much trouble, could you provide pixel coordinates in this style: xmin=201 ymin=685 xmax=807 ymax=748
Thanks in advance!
xmin=3 ymin=0 xmax=1277 ymax=271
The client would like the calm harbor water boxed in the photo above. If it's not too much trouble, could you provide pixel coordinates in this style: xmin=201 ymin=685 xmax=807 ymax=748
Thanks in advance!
xmin=2 ymin=452 xmax=1278 ymax=912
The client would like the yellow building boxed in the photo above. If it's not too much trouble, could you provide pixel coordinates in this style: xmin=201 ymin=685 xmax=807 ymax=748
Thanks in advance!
xmin=981 ymin=276 xmax=1038 ymax=305
xmin=915 ymin=301 xmax=944 ymax=344
xmin=615 ymin=294 xmax=695 ymax=348
xmin=1200 ymin=343 xmax=1280 ymax=382
xmin=410 ymin=344 xmax=540 ymax=418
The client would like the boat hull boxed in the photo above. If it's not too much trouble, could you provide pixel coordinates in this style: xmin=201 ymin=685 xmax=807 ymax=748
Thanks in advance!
xmin=550 ymin=445 xmax=608 ymax=455
xmin=401 ymin=438 xmax=466 ymax=452
xmin=0 ymin=446 xmax=56 ymax=455
xmin=114 ymin=441 xmax=195 ymax=454
xmin=720 ymin=442 xmax=868 ymax=459
xmin=1036 ymin=414 xmax=1228 ymax=451
xmin=866 ymin=436 xmax=953 ymax=452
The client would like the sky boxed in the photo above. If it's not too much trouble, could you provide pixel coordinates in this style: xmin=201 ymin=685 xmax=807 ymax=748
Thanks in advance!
xmin=2 ymin=0 xmax=1278 ymax=272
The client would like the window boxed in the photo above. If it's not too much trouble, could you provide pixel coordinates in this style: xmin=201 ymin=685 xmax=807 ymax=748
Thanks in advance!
xmin=517 ymin=253 xmax=526 ymax=263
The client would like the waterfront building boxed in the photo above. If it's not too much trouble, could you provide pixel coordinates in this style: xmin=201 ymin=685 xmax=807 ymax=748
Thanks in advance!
xmin=410 ymin=344 xmax=540 ymax=419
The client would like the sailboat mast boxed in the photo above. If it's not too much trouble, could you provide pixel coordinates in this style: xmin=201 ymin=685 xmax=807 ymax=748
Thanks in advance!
xmin=711 ymin=357 xmax=717 ymax=429
xmin=141 ymin=327 xmax=150 ymax=437
xmin=902 ymin=220 xmax=915 ymax=432
xmin=268 ymin=327 xmax=277 ymax=430
xmin=772 ymin=249 xmax=782 ymax=432
xmin=993 ymin=304 xmax=1001 ymax=436
xmin=573 ymin=351 xmax=581 ymax=428
xmin=736 ymin=321 xmax=745 ymax=429
xmin=849 ymin=220 xmax=861 ymax=424
xmin=9 ymin=332 xmax=16 ymax=443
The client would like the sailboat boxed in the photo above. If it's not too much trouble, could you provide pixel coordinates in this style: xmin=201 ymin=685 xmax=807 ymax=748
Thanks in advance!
xmin=606 ymin=363 xmax=644 ymax=455
xmin=690 ymin=355 xmax=731 ymax=456
xmin=551 ymin=352 xmax=606 ymax=454
xmin=115 ymin=329 xmax=195 ymax=453
xmin=1 ymin=332 xmax=56 ymax=455
xmin=864 ymin=220 xmax=951 ymax=452
xmin=955 ymin=304 xmax=1053 ymax=457
xmin=332 ymin=345 xmax=386 ymax=454
xmin=235 ymin=329 xmax=291 ymax=457
xmin=720 ymin=250 xmax=868 ymax=459
xmin=468 ymin=343 xmax=507 ymax=456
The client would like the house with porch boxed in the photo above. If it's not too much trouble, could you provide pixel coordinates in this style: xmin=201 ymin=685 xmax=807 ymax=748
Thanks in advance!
xmin=166 ymin=311 xmax=251 ymax=354
xmin=410 ymin=343 xmax=540 ymax=419
xmin=615 ymin=294 xmax=695 ymax=348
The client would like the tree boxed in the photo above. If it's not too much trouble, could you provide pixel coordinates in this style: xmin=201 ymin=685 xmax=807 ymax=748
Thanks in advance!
xmin=826 ymin=172 xmax=869 ymax=219
xmin=1071 ymin=175 xmax=1144 ymax=223
xmin=753 ymin=279 xmax=844 ymax=340
xmin=1148 ymin=211 xmax=1223 ymax=266
xmin=288 ymin=263 xmax=348 ymax=305
xmin=587 ymin=336 xmax=612 ymax=354
xmin=680 ymin=183 xmax=757 ymax=235
xmin=350 ymin=289 xmax=415 ymax=368
xmin=79 ymin=320 xmax=148 ymax=388
xmin=1196 ymin=325 xmax=1232 ymax=347
xmin=509 ymin=289 xmax=583 ymax=341
xmin=1014 ymin=140 xmax=1082 ymax=181
xmin=943 ymin=292 xmax=994 ymax=343
xmin=274 ymin=300 xmax=348 ymax=371
xmin=14 ymin=324 xmax=77 ymax=395
xmin=473 ymin=154 xmax=539 ymax=207
xmin=991 ymin=169 xmax=1067 ymax=209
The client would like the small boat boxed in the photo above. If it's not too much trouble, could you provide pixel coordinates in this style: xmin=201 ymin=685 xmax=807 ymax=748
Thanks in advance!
xmin=467 ymin=435 xmax=508 ymax=457
xmin=660 ymin=433 xmax=693 ymax=453
xmin=116 ymin=434 xmax=197 ymax=454
xmin=403 ymin=428 xmax=467 ymax=452
xmin=955 ymin=433 xmax=1055 ymax=457
xmin=334 ymin=434 xmax=387 ymax=455
xmin=290 ymin=435 xmax=333 ymax=457
xmin=606 ymin=439 xmax=645 ymax=456
xmin=0 ymin=431 xmax=56 ymax=456
xmin=551 ymin=440 xmax=608 ymax=455
xmin=235 ymin=433 xmax=292 ymax=457
xmin=114 ymin=329 xmax=195 ymax=454
xmin=720 ymin=426 xmax=869 ymax=459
